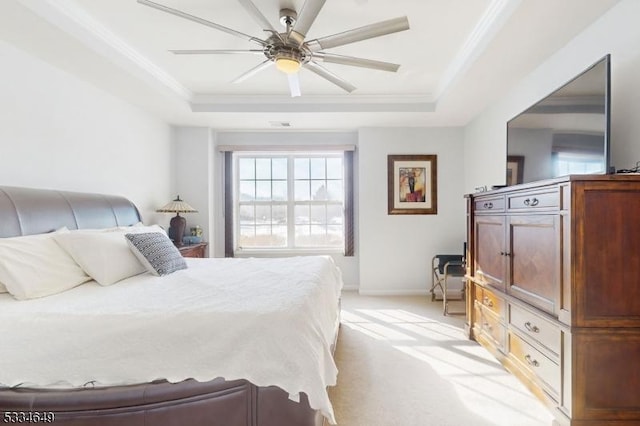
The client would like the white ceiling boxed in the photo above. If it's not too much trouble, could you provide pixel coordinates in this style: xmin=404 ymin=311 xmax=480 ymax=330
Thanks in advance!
xmin=1 ymin=0 xmax=620 ymax=130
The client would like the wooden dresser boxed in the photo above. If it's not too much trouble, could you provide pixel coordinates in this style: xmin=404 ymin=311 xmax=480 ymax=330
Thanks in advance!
xmin=465 ymin=174 xmax=640 ymax=425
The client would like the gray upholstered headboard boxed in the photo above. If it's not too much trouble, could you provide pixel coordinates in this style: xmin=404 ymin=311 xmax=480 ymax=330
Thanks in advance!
xmin=0 ymin=186 xmax=142 ymax=238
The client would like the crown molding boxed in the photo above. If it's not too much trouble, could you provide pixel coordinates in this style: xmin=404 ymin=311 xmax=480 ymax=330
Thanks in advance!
xmin=434 ymin=0 xmax=522 ymax=101
xmin=16 ymin=0 xmax=193 ymax=101
xmin=190 ymin=94 xmax=436 ymax=113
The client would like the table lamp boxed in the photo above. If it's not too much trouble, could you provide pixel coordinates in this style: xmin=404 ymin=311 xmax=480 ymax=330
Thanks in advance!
xmin=156 ymin=195 xmax=197 ymax=246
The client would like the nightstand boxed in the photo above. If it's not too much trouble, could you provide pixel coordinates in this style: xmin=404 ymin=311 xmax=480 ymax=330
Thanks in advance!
xmin=177 ymin=242 xmax=208 ymax=258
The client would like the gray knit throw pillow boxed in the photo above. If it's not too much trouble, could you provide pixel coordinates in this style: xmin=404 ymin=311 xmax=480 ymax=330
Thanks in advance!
xmin=125 ymin=232 xmax=186 ymax=276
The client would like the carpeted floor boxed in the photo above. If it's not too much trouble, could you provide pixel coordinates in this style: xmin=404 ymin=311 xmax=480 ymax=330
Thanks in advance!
xmin=327 ymin=292 xmax=554 ymax=426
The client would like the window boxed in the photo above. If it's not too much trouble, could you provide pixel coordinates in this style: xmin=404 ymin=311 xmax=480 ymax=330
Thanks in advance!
xmin=553 ymin=151 xmax=604 ymax=175
xmin=230 ymin=151 xmax=350 ymax=254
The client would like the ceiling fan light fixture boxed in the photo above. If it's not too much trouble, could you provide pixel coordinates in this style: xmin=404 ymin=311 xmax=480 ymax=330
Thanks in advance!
xmin=275 ymin=56 xmax=301 ymax=74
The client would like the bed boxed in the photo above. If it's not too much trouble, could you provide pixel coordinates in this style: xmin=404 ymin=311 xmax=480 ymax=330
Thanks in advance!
xmin=0 ymin=186 xmax=342 ymax=426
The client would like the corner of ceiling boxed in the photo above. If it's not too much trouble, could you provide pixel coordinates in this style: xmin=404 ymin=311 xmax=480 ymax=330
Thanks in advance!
xmin=433 ymin=0 xmax=522 ymax=102
xmin=17 ymin=0 xmax=193 ymax=102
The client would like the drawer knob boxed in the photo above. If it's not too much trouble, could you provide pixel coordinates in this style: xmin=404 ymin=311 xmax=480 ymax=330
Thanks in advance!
xmin=483 ymin=296 xmax=494 ymax=307
xmin=523 ymin=197 xmax=539 ymax=207
xmin=524 ymin=322 xmax=540 ymax=333
xmin=524 ymin=354 xmax=540 ymax=368
xmin=483 ymin=202 xmax=494 ymax=209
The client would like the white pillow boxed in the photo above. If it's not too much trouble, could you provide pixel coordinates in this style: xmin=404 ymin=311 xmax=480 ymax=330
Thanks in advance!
xmin=0 ymin=231 xmax=91 ymax=300
xmin=77 ymin=223 xmax=165 ymax=235
xmin=54 ymin=231 xmax=147 ymax=286
xmin=62 ymin=222 xmax=153 ymax=233
xmin=0 ymin=282 xmax=7 ymax=293
xmin=124 ymin=224 xmax=166 ymax=235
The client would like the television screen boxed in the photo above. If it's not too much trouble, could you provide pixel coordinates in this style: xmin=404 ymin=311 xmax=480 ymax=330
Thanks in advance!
xmin=506 ymin=54 xmax=610 ymax=186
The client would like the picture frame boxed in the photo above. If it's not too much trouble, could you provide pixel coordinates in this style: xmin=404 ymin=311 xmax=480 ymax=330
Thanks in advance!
xmin=387 ymin=155 xmax=437 ymax=215
xmin=507 ymin=155 xmax=524 ymax=186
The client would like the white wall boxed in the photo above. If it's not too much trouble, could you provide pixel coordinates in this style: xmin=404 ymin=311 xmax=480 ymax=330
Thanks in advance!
xmin=0 ymin=41 xmax=172 ymax=221
xmin=358 ymin=127 xmax=466 ymax=295
xmin=464 ymin=0 xmax=640 ymax=193
xmin=171 ymin=127 xmax=216 ymax=252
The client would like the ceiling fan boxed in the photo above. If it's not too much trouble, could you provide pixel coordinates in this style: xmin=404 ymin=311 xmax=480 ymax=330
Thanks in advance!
xmin=137 ymin=0 xmax=410 ymax=97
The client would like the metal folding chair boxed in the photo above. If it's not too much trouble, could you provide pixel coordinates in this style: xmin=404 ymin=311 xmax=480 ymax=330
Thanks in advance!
xmin=431 ymin=254 xmax=465 ymax=315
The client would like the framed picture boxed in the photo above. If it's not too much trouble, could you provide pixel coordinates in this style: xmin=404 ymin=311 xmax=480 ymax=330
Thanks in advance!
xmin=387 ymin=155 xmax=437 ymax=215
xmin=507 ymin=155 xmax=524 ymax=186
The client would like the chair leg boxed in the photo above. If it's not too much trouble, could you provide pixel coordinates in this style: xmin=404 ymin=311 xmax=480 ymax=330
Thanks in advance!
xmin=430 ymin=265 xmax=441 ymax=302
xmin=443 ymin=276 xmax=448 ymax=315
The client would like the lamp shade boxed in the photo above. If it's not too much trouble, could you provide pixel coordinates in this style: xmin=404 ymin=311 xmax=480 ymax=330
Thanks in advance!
xmin=156 ymin=196 xmax=197 ymax=214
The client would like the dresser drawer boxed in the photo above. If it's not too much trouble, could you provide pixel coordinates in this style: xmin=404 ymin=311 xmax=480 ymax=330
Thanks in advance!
xmin=509 ymin=304 xmax=561 ymax=356
xmin=507 ymin=189 xmax=559 ymax=211
xmin=474 ymin=195 xmax=505 ymax=213
xmin=475 ymin=286 xmax=504 ymax=320
xmin=509 ymin=332 xmax=560 ymax=398
xmin=474 ymin=303 xmax=483 ymax=333
xmin=480 ymin=307 xmax=506 ymax=352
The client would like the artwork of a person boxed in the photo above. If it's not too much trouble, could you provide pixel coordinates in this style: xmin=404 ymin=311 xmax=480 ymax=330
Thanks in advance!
xmin=408 ymin=173 xmax=415 ymax=193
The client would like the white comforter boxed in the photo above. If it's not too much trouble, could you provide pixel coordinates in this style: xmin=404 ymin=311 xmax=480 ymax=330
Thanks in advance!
xmin=0 ymin=256 xmax=342 ymax=423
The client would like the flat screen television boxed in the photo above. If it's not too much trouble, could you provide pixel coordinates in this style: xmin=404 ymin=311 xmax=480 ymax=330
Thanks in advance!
xmin=506 ymin=54 xmax=611 ymax=186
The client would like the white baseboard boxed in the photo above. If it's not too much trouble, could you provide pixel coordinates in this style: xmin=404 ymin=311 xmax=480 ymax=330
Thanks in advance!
xmin=342 ymin=284 xmax=359 ymax=291
xmin=343 ymin=287 xmax=464 ymax=297
xmin=357 ymin=289 xmax=430 ymax=296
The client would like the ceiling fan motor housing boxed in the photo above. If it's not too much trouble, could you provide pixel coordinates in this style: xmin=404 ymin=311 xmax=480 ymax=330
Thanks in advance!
xmin=263 ymin=32 xmax=312 ymax=70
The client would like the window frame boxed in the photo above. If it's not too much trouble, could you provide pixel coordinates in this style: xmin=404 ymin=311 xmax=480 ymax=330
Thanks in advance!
xmin=231 ymin=150 xmax=347 ymax=255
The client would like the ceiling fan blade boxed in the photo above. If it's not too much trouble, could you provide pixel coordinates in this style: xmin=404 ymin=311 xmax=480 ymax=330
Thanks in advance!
xmin=288 ymin=74 xmax=302 ymax=98
xmin=232 ymin=60 xmax=274 ymax=84
xmin=289 ymin=0 xmax=327 ymax=46
xmin=237 ymin=0 xmax=277 ymax=33
xmin=313 ymin=52 xmax=400 ymax=72
xmin=306 ymin=16 xmax=409 ymax=51
xmin=137 ymin=0 xmax=264 ymax=46
xmin=170 ymin=49 xmax=264 ymax=55
xmin=304 ymin=62 xmax=356 ymax=93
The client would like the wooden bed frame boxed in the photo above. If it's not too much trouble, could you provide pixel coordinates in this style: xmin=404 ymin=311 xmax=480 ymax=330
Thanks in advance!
xmin=0 ymin=186 xmax=335 ymax=426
